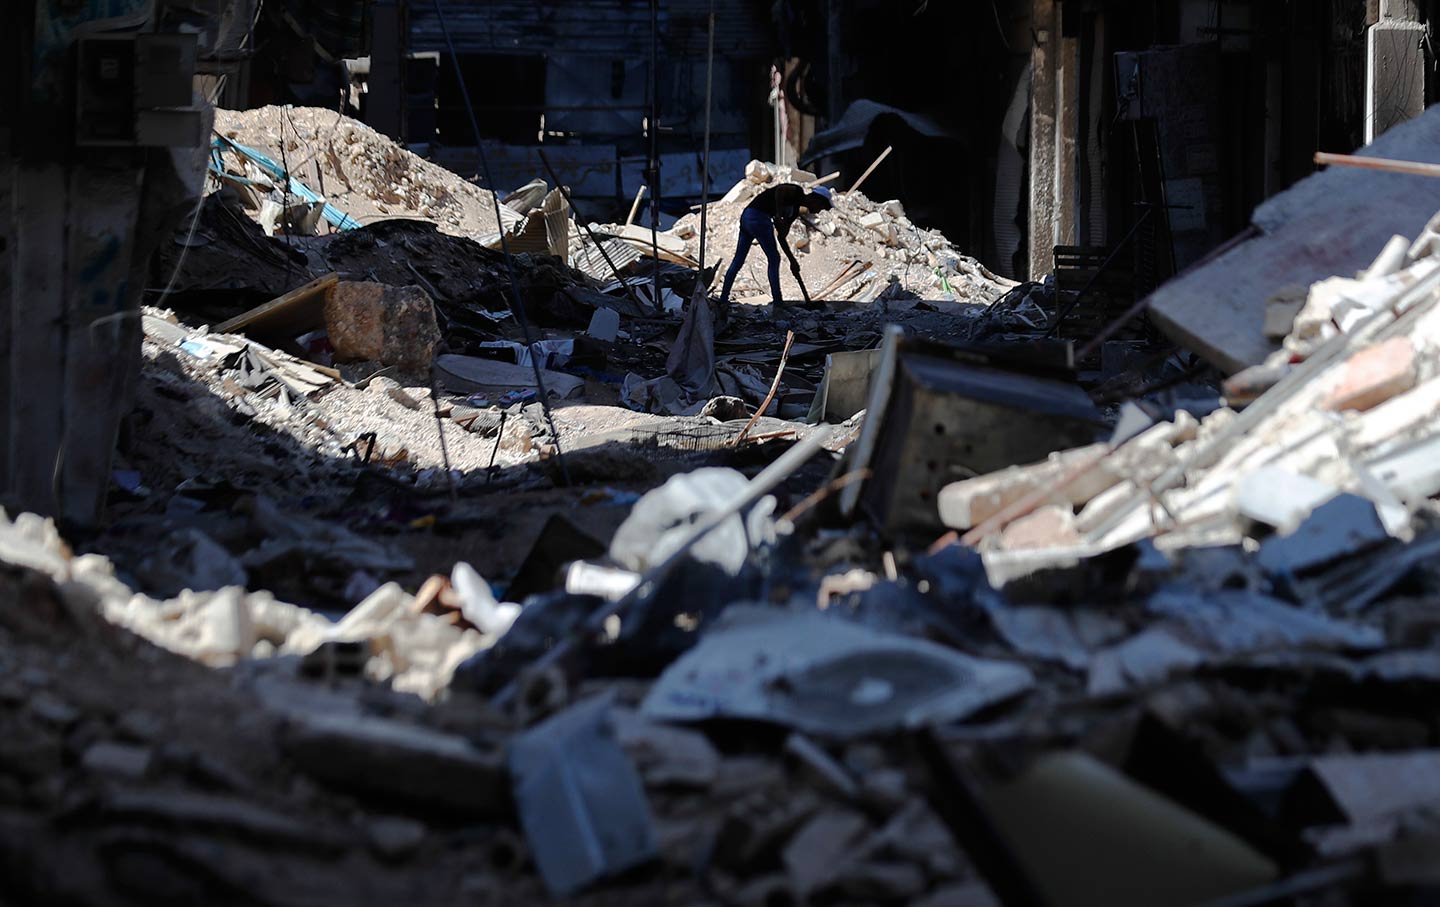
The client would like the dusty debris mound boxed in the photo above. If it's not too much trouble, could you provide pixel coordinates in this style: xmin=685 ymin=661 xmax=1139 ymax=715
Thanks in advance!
xmin=0 ymin=513 xmax=557 ymax=904
xmin=214 ymin=106 xmax=509 ymax=237
xmin=304 ymin=219 xmax=601 ymax=330
xmin=671 ymin=161 xmax=1014 ymax=305
xmin=938 ymin=206 xmax=1440 ymax=590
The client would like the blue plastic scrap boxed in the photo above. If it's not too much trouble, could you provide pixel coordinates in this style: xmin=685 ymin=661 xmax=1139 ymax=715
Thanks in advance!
xmin=209 ymin=135 xmax=362 ymax=231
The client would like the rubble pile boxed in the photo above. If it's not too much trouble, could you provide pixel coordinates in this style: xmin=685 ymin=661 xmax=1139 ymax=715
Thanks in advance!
xmin=17 ymin=97 xmax=1440 ymax=904
xmin=3 ymin=508 xmax=493 ymax=700
xmin=946 ymin=212 xmax=1440 ymax=589
xmin=668 ymin=161 xmax=1014 ymax=305
xmin=213 ymin=106 xmax=515 ymax=238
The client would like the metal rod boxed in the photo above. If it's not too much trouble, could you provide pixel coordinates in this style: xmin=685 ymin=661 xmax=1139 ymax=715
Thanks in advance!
xmin=731 ymin=330 xmax=795 ymax=447
xmin=695 ymin=2 xmax=715 ymax=302
xmin=430 ymin=0 xmax=569 ymax=486
xmin=649 ymin=0 xmax=662 ymax=316
xmin=428 ymin=371 xmax=458 ymax=502
xmin=535 ymin=149 xmax=650 ymax=315
xmin=1314 ymin=151 xmax=1440 ymax=178
xmin=778 ymin=468 xmax=870 ymax=526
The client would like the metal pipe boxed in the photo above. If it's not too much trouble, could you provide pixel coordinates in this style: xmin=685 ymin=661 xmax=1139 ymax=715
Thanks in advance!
xmin=649 ymin=0 xmax=662 ymax=314
xmin=695 ymin=1 xmax=715 ymax=301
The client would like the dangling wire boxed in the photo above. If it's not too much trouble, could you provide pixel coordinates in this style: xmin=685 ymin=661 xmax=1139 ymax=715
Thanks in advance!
xmin=428 ymin=0 xmax=570 ymax=486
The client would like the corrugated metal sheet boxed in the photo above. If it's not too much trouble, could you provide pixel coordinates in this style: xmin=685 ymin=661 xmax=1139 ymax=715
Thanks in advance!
xmin=411 ymin=0 xmax=766 ymax=58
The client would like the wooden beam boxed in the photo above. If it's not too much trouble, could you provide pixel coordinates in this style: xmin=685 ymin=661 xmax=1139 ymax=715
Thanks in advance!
xmin=215 ymin=272 xmax=339 ymax=337
xmin=1315 ymin=151 xmax=1440 ymax=178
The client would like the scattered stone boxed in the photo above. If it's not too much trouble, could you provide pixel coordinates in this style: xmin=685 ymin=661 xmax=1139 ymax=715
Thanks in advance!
xmin=613 ymin=708 xmax=721 ymax=788
xmin=782 ymin=808 xmax=871 ymax=896
xmin=82 ymin=741 xmax=154 ymax=780
xmin=367 ymin=816 xmax=427 ymax=861
xmin=136 ymin=529 xmax=247 ymax=597
xmin=698 ymin=395 xmax=748 ymax=422
xmin=281 ymin=711 xmax=508 ymax=817
xmin=100 ymin=789 xmax=347 ymax=853
xmin=29 ymin=692 xmax=80 ymax=728
xmin=369 ymin=376 xmax=422 ymax=410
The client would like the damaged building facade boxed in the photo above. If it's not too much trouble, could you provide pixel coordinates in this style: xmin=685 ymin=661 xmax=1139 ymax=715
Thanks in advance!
xmin=810 ymin=0 xmax=1438 ymax=286
xmin=10 ymin=0 xmax=1440 ymax=904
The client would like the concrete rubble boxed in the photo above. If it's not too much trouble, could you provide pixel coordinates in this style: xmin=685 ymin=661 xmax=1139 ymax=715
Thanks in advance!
xmin=664 ymin=160 xmax=1015 ymax=307
xmin=11 ymin=97 xmax=1440 ymax=906
xmin=940 ymin=209 xmax=1440 ymax=594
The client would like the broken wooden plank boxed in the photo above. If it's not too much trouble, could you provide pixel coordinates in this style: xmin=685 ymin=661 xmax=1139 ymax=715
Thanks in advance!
xmin=215 ymin=272 xmax=339 ymax=339
xmin=601 ymin=224 xmax=701 ymax=267
xmin=608 ymin=224 xmax=689 ymax=255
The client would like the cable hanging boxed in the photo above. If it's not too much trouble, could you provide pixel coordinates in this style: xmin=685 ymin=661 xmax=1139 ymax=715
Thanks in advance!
xmin=429 ymin=0 xmax=570 ymax=486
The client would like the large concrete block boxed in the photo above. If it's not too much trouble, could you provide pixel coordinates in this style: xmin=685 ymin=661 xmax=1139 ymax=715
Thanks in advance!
xmin=1148 ymin=108 xmax=1440 ymax=374
xmin=324 ymin=281 xmax=441 ymax=370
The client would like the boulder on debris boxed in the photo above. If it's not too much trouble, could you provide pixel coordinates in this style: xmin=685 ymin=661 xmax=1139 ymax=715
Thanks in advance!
xmin=745 ymin=160 xmax=773 ymax=184
xmin=324 ymin=282 xmax=442 ymax=370
xmin=699 ymin=395 xmax=749 ymax=422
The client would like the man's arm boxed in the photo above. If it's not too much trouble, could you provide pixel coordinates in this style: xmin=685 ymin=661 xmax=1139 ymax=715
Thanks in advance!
xmin=775 ymin=218 xmax=803 ymax=274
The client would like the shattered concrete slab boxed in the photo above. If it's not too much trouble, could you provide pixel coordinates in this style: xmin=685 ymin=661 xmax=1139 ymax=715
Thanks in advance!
xmin=1149 ymin=106 xmax=1440 ymax=373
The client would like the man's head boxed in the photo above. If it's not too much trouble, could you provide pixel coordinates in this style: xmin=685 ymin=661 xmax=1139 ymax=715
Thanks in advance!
xmin=803 ymin=186 xmax=834 ymax=213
